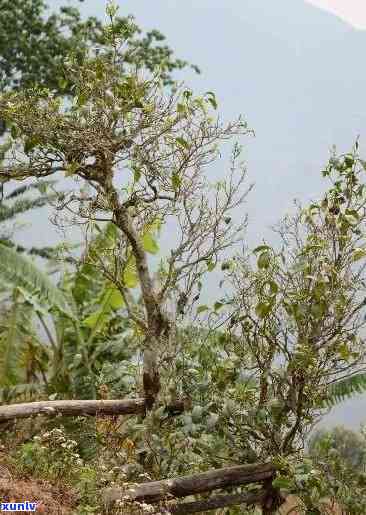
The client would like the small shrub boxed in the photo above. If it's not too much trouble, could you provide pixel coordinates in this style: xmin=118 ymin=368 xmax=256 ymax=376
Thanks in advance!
xmin=16 ymin=426 xmax=84 ymax=484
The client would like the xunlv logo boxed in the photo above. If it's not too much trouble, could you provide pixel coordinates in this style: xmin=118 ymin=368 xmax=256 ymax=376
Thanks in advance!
xmin=1 ymin=502 xmax=37 ymax=512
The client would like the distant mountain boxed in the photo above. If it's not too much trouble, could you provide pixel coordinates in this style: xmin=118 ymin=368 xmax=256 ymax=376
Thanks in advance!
xmin=92 ymin=0 xmax=365 ymax=238
xmin=34 ymin=0 xmax=366 ymax=427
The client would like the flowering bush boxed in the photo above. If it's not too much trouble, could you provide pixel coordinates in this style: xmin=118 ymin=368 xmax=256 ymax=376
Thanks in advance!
xmin=17 ymin=427 xmax=83 ymax=483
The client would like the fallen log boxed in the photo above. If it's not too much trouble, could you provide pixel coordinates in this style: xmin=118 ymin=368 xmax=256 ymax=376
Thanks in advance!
xmin=167 ymin=489 xmax=268 ymax=514
xmin=0 ymin=398 xmax=187 ymax=422
xmin=0 ymin=397 xmax=189 ymax=423
xmin=0 ymin=399 xmax=145 ymax=422
xmin=104 ymin=462 xmax=275 ymax=505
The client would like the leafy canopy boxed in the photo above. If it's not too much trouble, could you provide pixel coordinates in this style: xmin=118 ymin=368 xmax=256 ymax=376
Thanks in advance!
xmin=0 ymin=0 xmax=199 ymax=94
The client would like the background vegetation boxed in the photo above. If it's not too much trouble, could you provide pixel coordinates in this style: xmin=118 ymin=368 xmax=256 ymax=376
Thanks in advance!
xmin=0 ymin=1 xmax=365 ymax=514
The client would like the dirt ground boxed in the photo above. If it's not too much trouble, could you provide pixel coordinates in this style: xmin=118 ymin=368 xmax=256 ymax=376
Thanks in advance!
xmin=0 ymin=458 xmax=343 ymax=515
xmin=0 ymin=461 xmax=77 ymax=514
xmin=279 ymin=495 xmax=342 ymax=515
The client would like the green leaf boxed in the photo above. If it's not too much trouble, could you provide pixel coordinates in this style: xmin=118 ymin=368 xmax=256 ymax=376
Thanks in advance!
xmin=197 ymin=305 xmax=208 ymax=314
xmin=171 ymin=173 xmax=181 ymax=191
xmin=65 ymin=161 xmax=80 ymax=177
xmin=76 ymin=92 xmax=88 ymax=107
xmin=194 ymin=97 xmax=207 ymax=112
xmin=344 ymin=214 xmax=358 ymax=226
xmin=177 ymin=103 xmax=187 ymax=115
xmin=10 ymin=125 xmax=18 ymax=139
xmin=175 ymin=137 xmax=190 ymax=149
xmin=205 ymin=91 xmax=218 ymax=109
xmin=82 ymin=310 xmax=104 ymax=329
xmin=255 ymin=301 xmax=272 ymax=319
xmin=133 ymin=99 xmax=144 ymax=109
xmin=206 ymin=260 xmax=216 ymax=272
xmin=133 ymin=168 xmax=141 ymax=182
xmin=142 ymin=233 xmax=159 ymax=254
xmin=24 ymin=137 xmax=39 ymax=155
xmin=345 ymin=208 xmax=359 ymax=220
xmin=344 ymin=155 xmax=354 ymax=168
xmin=310 ymin=301 xmax=326 ymax=318
xmin=106 ymin=0 xmax=119 ymax=17
xmin=182 ymin=90 xmax=192 ymax=101
xmin=352 ymin=248 xmax=366 ymax=262
xmin=214 ymin=301 xmax=224 ymax=312
xmin=82 ymin=284 xmax=124 ymax=332
xmin=107 ymin=287 xmax=124 ymax=310
xmin=72 ymin=224 xmax=118 ymax=305
xmin=123 ymin=258 xmax=139 ymax=288
xmin=58 ymin=78 xmax=68 ymax=91
xmin=267 ymin=280 xmax=278 ymax=295
xmin=308 ymin=203 xmax=320 ymax=212
xmin=221 ymin=261 xmax=231 ymax=271
xmin=272 ymin=476 xmax=292 ymax=490
xmin=253 ymin=245 xmax=271 ymax=254
xmin=141 ymin=217 xmax=162 ymax=255
xmin=338 ymin=343 xmax=351 ymax=361
xmin=257 ymin=252 xmax=270 ymax=269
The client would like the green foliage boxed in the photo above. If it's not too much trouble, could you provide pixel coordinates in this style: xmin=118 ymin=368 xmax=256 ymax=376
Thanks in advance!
xmin=0 ymin=0 xmax=84 ymax=92
xmin=2 ymin=4 xmax=366 ymax=509
xmin=16 ymin=427 xmax=85 ymax=483
xmin=305 ymin=425 xmax=366 ymax=514
xmin=0 ymin=218 xmax=141 ymax=401
xmin=0 ymin=179 xmax=66 ymax=260
xmin=82 ymin=285 xmax=124 ymax=329
xmin=309 ymin=426 xmax=366 ymax=471
xmin=0 ymin=0 xmax=199 ymax=95
xmin=0 ymin=242 xmax=74 ymax=318
xmin=324 ymin=372 xmax=366 ymax=406
xmin=0 ymin=181 xmax=57 ymax=223
xmin=0 ymin=293 xmax=40 ymax=387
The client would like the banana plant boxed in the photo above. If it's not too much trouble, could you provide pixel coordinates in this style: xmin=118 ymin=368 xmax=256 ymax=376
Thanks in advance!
xmin=0 ymin=227 xmax=140 ymax=401
xmin=0 ymin=241 xmax=74 ymax=400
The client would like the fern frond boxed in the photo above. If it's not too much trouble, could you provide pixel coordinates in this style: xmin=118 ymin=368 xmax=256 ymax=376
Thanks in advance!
xmin=0 ymin=239 xmax=75 ymax=262
xmin=0 ymin=242 xmax=75 ymax=319
xmin=324 ymin=373 xmax=366 ymax=407
xmin=4 ymin=180 xmax=56 ymax=200
xmin=0 ymin=194 xmax=58 ymax=223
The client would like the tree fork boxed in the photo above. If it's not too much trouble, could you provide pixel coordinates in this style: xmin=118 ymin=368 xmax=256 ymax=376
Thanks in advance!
xmin=114 ymin=207 xmax=167 ymax=409
xmin=143 ymin=347 xmax=161 ymax=410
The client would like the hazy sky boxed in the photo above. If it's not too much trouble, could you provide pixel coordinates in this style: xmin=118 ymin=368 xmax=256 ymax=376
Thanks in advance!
xmin=307 ymin=0 xmax=366 ymax=28
xmin=65 ymin=1 xmax=366 ymax=30
xmin=42 ymin=0 xmax=366 ymax=429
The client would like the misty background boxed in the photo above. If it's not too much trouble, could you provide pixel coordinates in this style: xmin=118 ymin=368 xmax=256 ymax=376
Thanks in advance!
xmin=17 ymin=0 xmax=366 ymax=428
